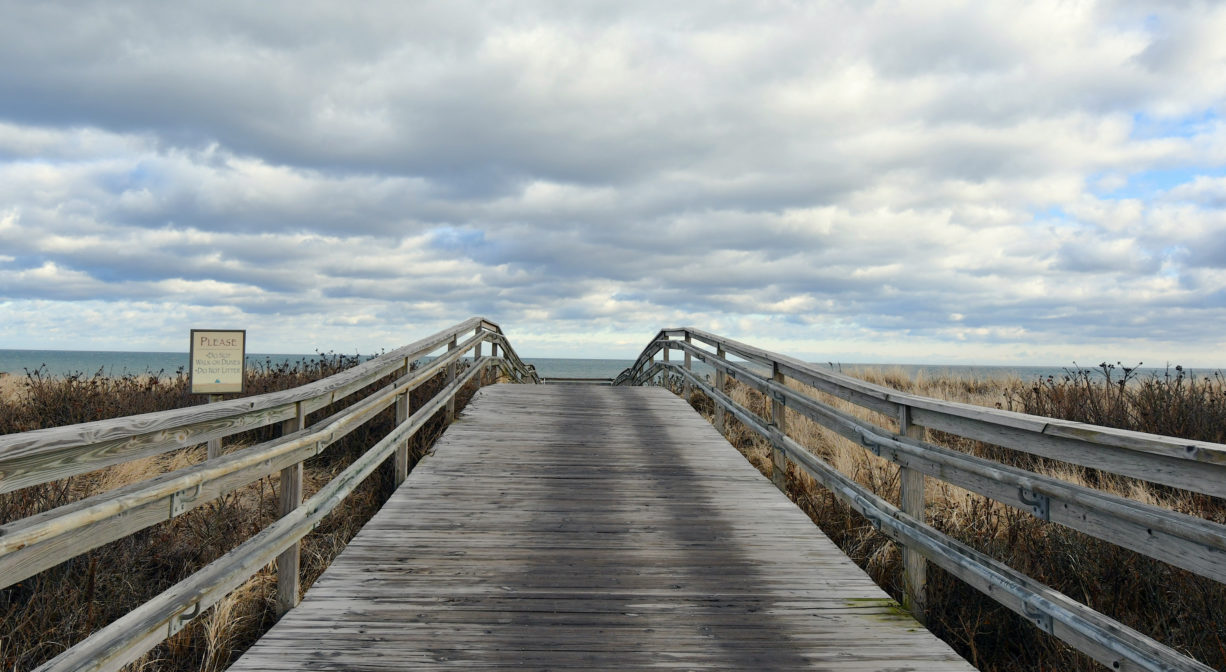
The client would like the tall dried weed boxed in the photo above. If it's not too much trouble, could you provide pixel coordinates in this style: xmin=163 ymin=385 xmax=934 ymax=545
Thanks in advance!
xmin=676 ymin=364 xmax=1226 ymax=671
xmin=0 ymin=355 xmax=480 ymax=671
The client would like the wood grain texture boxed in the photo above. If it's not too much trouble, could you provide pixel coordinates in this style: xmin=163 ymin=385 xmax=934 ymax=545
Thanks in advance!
xmin=277 ymin=402 xmax=306 ymax=614
xmin=230 ymin=385 xmax=973 ymax=671
xmin=898 ymin=406 xmax=928 ymax=622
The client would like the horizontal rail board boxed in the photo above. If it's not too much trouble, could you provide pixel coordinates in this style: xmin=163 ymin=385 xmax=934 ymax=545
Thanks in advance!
xmin=658 ymin=362 xmax=1214 ymax=672
xmin=621 ymin=326 xmax=1226 ymax=672
xmin=656 ymin=353 xmax=1226 ymax=585
xmin=0 ymin=318 xmax=540 ymax=672
xmin=628 ymin=332 xmax=1226 ymax=498
xmin=34 ymin=360 xmax=494 ymax=672
xmin=0 ymin=346 xmax=488 ymax=588
xmin=0 ymin=318 xmax=515 ymax=493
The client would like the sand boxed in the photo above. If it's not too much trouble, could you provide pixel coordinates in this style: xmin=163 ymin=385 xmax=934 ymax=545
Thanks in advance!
xmin=0 ymin=373 xmax=25 ymax=402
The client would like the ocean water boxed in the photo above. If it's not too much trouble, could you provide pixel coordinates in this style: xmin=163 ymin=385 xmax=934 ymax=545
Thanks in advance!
xmin=0 ymin=350 xmax=640 ymax=381
xmin=523 ymin=358 xmax=635 ymax=379
xmin=0 ymin=349 xmax=322 ymax=378
xmin=0 ymin=349 xmax=1218 ymax=383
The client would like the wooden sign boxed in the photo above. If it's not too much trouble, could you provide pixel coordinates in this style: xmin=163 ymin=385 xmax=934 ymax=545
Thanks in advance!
xmin=190 ymin=329 xmax=246 ymax=394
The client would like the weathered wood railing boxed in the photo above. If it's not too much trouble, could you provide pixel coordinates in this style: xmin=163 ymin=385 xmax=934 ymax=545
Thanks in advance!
xmin=617 ymin=327 xmax=1226 ymax=672
xmin=0 ymin=317 xmax=538 ymax=672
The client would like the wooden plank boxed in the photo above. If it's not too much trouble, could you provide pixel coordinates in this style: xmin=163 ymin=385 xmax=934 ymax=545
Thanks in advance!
xmin=230 ymin=385 xmax=973 ymax=671
xmin=771 ymin=362 xmax=787 ymax=491
xmin=445 ymin=336 xmax=458 ymax=422
xmin=898 ymin=406 xmax=928 ymax=623
xmin=714 ymin=345 xmax=727 ymax=434
xmin=205 ymin=394 xmax=224 ymax=459
xmin=277 ymin=402 xmax=306 ymax=614
xmin=682 ymin=332 xmax=692 ymax=399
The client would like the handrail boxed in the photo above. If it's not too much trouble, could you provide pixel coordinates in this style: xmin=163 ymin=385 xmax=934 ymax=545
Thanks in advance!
xmin=0 ymin=318 xmax=539 ymax=672
xmin=0 ymin=317 xmax=534 ymax=494
xmin=618 ymin=328 xmax=1226 ymax=497
xmin=618 ymin=329 xmax=1226 ymax=672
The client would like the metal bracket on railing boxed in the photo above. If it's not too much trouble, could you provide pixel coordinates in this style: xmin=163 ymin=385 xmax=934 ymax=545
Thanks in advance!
xmin=1022 ymin=599 xmax=1054 ymax=634
xmin=769 ymin=388 xmax=786 ymax=405
xmin=170 ymin=483 xmax=204 ymax=517
xmin=854 ymin=494 xmax=884 ymax=532
xmin=858 ymin=431 xmax=883 ymax=457
xmin=1018 ymin=487 xmax=1050 ymax=521
xmin=167 ymin=601 xmax=201 ymax=637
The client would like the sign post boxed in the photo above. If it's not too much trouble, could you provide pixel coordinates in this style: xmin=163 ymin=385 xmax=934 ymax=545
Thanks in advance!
xmin=190 ymin=329 xmax=246 ymax=459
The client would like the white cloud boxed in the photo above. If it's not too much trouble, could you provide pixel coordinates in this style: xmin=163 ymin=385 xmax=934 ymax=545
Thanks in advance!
xmin=0 ymin=2 xmax=1224 ymax=365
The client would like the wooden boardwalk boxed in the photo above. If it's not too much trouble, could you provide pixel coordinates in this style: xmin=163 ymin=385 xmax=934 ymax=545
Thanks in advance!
xmin=230 ymin=385 xmax=973 ymax=670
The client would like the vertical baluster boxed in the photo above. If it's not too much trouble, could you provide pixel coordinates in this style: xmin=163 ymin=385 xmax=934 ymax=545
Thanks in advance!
xmin=682 ymin=333 xmax=692 ymax=401
xmin=714 ymin=345 xmax=727 ymax=434
xmin=661 ymin=337 xmax=670 ymax=392
xmin=899 ymin=405 xmax=928 ymax=623
xmin=206 ymin=394 xmax=223 ymax=459
xmin=395 ymin=357 xmax=411 ymax=486
xmin=770 ymin=363 xmax=788 ymax=491
xmin=445 ymin=336 xmax=458 ymax=422
xmin=276 ymin=401 xmax=306 ymax=614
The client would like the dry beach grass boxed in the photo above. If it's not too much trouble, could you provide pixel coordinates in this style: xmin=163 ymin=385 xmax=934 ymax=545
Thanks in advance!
xmin=0 ymin=358 xmax=478 ymax=671
xmin=4 ymin=361 xmax=1225 ymax=671
xmin=683 ymin=365 xmax=1226 ymax=671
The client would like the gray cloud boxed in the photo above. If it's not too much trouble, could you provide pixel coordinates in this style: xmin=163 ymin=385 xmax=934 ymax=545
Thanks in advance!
xmin=1 ymin=1 xmax=1225 ymax=364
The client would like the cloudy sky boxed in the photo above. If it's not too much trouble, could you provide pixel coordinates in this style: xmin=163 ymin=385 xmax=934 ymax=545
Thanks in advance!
xmin=1 ymin=1 xmax=1224 ymax=364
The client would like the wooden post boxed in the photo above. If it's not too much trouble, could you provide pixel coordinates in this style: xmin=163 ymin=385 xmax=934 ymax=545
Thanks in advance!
xmin=394 ymin=390 xmax=411 ymax=485
xmin=771 ymin=363 xmax=788 ymax=492
xmin=206 ymin=394 xmax=223 ymax=459
xmin=714 ymin=345 xmax=726 ymax=434
xmin=899 ymin=405 xmax=928 ymax=623
xmin=682 ymin=333 xmax=692 ymax=401
xmin=661 ymin=339 xmax=669 ymax=391
xmin=445 ymin=336 xmax=458 ymax=422
xmin=395 ymin=358 xmax=411 ymax=486
xmin=474 ymin=332 xmax=483 ymax=386
xmin=276 ymin=401 xmax=306 ymax=615
xmin=489 ymin=342 xmax=499 ymax=385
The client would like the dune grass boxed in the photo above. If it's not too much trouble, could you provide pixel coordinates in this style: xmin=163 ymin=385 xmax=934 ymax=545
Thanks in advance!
xmin=683 ymin=364 xmax=1226 ymax=671
xmin=0 ymin=357 xmax=479 ymax=671
xmin=6 ymin=360 xmax=1226 ymax=671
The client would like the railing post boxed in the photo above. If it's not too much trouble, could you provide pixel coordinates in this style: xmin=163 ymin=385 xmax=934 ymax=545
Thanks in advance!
xmin=714 ymin=345 xmax=726 ymax=434
xmin=682 ymin=333 xmax=692 ymax=401
xmin=445 ymin=336 xmax=458 ymax=422
xmin=206 ymin=394 xmax=223 ymax=459
xmin=489 ymin=342 xmax=499 ymax=385
xmin=770 ymin=362 xmax=788 ymax=492
xmin=661 ymin=338 xmax=670 ymax=392
xmin=899 ymin=404 xmax=928 ymax=623
xmin=276 ymin=401 xmax=306 ymax=614
xmin=395 ymin=357 xmax=411 ymax=486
